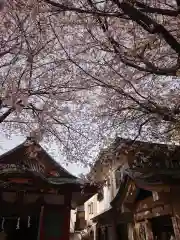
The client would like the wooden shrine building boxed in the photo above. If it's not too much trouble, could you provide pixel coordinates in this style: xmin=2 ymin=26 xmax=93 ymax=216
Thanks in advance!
xmin=110 ymin=138 xmax=180 ymax=240
xmin=0 ymin=137 xmax=96 ymax=240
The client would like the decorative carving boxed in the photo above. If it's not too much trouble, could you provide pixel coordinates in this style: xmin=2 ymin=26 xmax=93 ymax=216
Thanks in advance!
xmin=130 ymin=145 xmax=180 ymax=172
xmin=0 ymin=164 xmax=22 ymax=174
xmin=172 ymin=217 xmax=180 ymax=240
xmin=0 ymin=159 xmax=45 ymax=176
xmin=135 ymin=221 xmax=154 ymax=240
xmin=139 ymin=223 xmax=146 ymax=240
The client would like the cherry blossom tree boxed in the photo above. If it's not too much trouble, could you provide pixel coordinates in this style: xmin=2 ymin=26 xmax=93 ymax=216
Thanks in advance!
xmin=1 ymin=0 xmax=180 ymax=165
xmin=0 ymin=0 xmax=99 ymax=163
xmin=43 ymin=0 xmax=180 ymax=76
xmin=39 ymin=0 xmax=180 ymax=143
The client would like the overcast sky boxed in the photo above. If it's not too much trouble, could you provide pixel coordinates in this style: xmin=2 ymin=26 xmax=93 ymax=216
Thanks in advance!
xmin=0 ymin=134 xmax=88 ymax=177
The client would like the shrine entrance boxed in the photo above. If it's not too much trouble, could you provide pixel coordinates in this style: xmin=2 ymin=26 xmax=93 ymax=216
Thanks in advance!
xmin=3 ymin=214 xmax=40 ymax=240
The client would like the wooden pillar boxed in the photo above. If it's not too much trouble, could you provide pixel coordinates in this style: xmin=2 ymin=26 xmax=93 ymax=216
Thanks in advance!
xmin=40 ymin=202 xmax=71 ymax=240
xmin=127 ymin=223 xmax=134 ymax=240
xmin=107 ymin=225 xmax=116 ymax=240
xmin=63 ymin=193 xmax=72 ymax=240
xmin=38 ymin=206 xmax=44 ymax=240
xmin=94 ymin=224 xmax=97 ymax=240
xmin=111 ymin=209 xmax=117 ymax=240
xmin=63 ymin=205 xmax=71 ymax=240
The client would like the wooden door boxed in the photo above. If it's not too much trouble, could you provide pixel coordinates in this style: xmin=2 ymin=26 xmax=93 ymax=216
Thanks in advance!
xmin=41 ymin=205 xmax=69 ymax=240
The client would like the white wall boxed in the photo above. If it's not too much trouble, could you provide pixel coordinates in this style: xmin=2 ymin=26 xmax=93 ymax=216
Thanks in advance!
xmin=84 ymin=171 xmax=118 ymax=223
xmin=81 ymin=155 xmax=128 ymax=240
xmin=97 ymin=168 xmax=121 ymax=213
xmin=84 ymin=195 xmax=97 ymax=225
xmin=97 ymin=185 xmax=111 ymax=214
xmin=84 ymin=187 xmax=112 ymax=224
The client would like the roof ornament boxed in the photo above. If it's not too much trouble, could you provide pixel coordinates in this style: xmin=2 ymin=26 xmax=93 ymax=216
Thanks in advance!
xmin=27 ymin=128 xmax=44 ymax=144
xmin=24 ymin=136 xmax=37 ymax=146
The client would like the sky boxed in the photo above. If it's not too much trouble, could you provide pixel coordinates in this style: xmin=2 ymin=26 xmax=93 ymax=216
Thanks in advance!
xmin=0 ymin=133 xmax=88 ymax=177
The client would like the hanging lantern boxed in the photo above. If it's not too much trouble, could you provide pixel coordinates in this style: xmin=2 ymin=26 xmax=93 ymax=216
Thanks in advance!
xmin=27 ymin=216 xmax=31 ymax=228
xmin=1 ymin=217 xmax=4 ymax=231
xmin=16 ymin=217 xmax=20 ymax=230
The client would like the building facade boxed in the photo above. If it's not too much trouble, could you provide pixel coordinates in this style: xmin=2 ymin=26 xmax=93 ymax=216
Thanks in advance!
xmin=0 ymin=138 xmax=96 ymax=240
xmin=73 ymin=137 xmax=180 ymax=240
xmin=78 ymin=148 xmax=125 ymax=240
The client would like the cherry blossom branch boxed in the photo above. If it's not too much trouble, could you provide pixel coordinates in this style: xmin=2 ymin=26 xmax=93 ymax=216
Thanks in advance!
xmin=44 ymin=0 xmax=126 ymax=18
xmin=134 ymin=1 xmax=180 ymax=16
xmin=0 ymin=108 xmax=14 ymax=123
xmin=112 ymin=1 xmax=180 ymax=55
